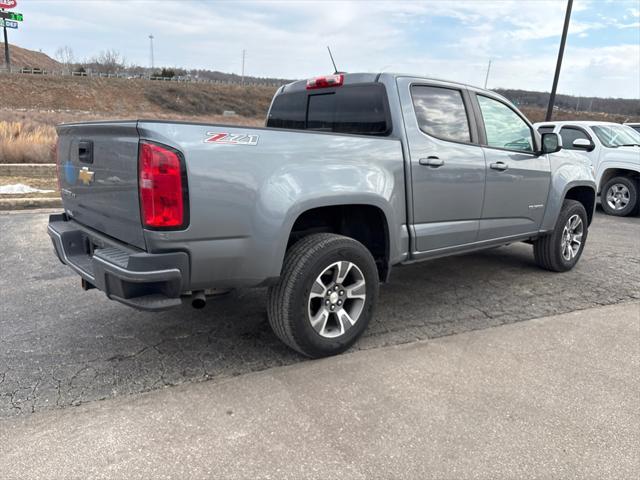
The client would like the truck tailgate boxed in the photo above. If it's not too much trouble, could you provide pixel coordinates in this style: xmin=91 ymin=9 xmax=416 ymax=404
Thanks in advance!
xmin=56 ymin=122 xmax=145 ymax=249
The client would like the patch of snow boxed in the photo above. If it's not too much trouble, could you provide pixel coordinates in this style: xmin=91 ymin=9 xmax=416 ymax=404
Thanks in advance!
xmin=0 ymin=183 xmax=55 ymax=195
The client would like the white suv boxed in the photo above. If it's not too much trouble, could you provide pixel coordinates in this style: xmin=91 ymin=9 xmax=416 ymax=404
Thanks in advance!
xmin=535 ymin=121 xmax=640 ymax=216
xmin=625 ymin=123 xmax=640 ymax=135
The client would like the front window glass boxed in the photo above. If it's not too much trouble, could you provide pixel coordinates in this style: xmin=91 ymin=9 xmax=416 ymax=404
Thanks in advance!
xmin=591 ymin=125 xmax=640 ymax=148
xmin=560 ymin=127 xmax=591 ymax=149
xmin=477 ymin=95 xmax=533 ymax=152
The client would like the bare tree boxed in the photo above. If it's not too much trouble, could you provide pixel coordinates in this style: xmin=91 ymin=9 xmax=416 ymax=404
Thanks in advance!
xmin=54 ymin=45 xmax=75 ymax=74
xmin=90 ymin=49 xmax=126 ymax=74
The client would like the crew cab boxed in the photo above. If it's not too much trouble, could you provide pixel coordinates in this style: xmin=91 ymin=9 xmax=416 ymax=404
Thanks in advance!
xmin=535 ymin=121 xmax=640 ymax=216
xmin=49 ymin=73 xmax=596 ymax=357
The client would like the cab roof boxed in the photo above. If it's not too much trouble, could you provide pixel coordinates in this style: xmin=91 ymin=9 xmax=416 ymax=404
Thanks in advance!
xmin=280 ymin=72 xmax=504 ymax=98
xmin=534 ymin=120 xmax=631 ymax=128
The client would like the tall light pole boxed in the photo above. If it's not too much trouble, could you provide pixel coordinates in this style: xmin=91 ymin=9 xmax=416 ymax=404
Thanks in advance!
xmin=241 ymin=49 xmax=245 ymax=86
xmin=484 ymin=59 xmax=492 ymax=89
xmin=546 ymin=0 xmax=573 ymax=121
xmin=149 ymin=34 xmax=154 ymax=72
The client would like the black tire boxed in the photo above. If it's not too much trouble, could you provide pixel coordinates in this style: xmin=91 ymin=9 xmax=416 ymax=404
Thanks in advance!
xmin=267 ymin=233 xmax=379 ymax=358
xmin=534 ymin=199 xmax=588 ymax=272
xmin=600 ymin=176 xmax=638 ymax=216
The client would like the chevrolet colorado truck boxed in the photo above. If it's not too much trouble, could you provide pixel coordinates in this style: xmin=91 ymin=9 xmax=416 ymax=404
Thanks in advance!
xmin=49 ymin=73 xmax=596 ymax=358
xmin=535 ymin=121 xmax=640 ymax=216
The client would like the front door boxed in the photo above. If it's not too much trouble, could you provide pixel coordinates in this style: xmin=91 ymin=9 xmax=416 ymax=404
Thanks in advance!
xmin=473 ymin=93 xmax=551 ymax=241
xmin=398 ymin=78 xmax=486 ymax=253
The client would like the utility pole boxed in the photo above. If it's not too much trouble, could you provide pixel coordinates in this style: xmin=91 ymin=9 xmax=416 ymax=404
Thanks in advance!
xmin=546 ymin=0 xmax=573 ymax=121
xmin=2 ymin=9 xmax=10 ymax=73
xmin=241 ymin=49 xmax=245 ymax=86
xmin=484 ymin=59 xmax=491 ymax=89
xmin=148 ymin=34 xmax=154 ymax=72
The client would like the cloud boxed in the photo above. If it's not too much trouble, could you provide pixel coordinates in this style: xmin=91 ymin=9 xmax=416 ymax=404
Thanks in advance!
xmin=15 ymin=0 xmax=640 ymax=98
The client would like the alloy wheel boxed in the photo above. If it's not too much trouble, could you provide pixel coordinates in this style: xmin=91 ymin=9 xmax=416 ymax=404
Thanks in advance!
xmin=307 ymin=261 xmax=366 ymax=338
xmin=606 ymin=183 xmax=630 ymax=211
xmin=560 ymin=214 xmax=584 ymax=262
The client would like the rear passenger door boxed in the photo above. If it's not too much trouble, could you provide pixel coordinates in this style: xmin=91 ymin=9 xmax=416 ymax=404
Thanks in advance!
xmin=397 ymin=78 xmax=486 ymax=253
xmin=471 ymin=93 xmax=551 ymax=241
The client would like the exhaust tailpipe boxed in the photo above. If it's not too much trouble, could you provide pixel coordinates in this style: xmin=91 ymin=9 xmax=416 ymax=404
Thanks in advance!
xmin=191 ymin=290 xmax=206 ymax=309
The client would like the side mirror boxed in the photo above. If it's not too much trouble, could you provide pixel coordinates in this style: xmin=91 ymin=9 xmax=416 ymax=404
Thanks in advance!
xmin=572 ymin=138 xmax=595 ymax=151
xmin=541 ymin=132 xmax=562 ymax=154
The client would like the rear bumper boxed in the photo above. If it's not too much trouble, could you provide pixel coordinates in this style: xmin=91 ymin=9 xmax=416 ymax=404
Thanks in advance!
xmin=48 ymin=213 xmax=190 ymax=311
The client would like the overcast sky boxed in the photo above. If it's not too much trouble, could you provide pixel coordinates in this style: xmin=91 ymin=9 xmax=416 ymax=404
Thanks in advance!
xmin=10 ymin=0 xmax=640 ymax=98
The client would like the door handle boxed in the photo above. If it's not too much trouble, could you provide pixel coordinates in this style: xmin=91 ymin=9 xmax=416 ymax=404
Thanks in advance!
xmin=490 ymin=161 xmax=508 ymax=171
xmin=419 ymin=156 xmax=444 ymax=167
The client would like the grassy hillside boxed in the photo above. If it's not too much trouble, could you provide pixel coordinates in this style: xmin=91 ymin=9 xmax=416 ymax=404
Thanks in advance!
xmin=0 ymin=73 xmax=638 ymax=164
xmin=0 ymin=74 xmax=273 ymax=163
xmin=0 ymin=43 xmax=62 ymax=71
xmin=0 ymin=73 xmax=277 ymax=119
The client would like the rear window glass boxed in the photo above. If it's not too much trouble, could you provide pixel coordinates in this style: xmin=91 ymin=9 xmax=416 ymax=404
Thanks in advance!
xmin=267 ymin=84 xmax=390 ymax=136
xmin=411 ymin=85 xmax=471 ymax=142
xmin=266 ymin=91 xmax=306 ymax=130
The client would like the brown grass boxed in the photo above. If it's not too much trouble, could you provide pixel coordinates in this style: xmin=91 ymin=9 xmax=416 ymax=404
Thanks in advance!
xmin=0 ymin=108 xmax=263 ymax=164
xmin=521 ymin=107 xmax=640 ymax=124
xmin=0 ymin=121 xmax=57 ymax=164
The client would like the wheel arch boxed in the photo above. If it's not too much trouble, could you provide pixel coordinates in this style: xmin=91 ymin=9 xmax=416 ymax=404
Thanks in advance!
xmin=540 ymin=157 xmax=597 ymax=232
xmin=564 ymin=185 xmax=596 ymax=225
xmin=598 ymin=167 xmax=640 ymax=193
xmin=285 ymin=203 xmax=392 ymax=282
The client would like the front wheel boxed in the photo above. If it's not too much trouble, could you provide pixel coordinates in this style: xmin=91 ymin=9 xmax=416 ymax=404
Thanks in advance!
xmin=533 ymin=199 xmax=588 ymax=272
xmin=267 ymin=233 xmax=379 ymax=358
xmin=600 ymin=176 xmax=638 ymax=216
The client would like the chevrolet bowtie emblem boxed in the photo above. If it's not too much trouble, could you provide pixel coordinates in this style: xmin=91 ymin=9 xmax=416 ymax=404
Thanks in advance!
xmin=78 ymin=167 xmax=95 ymax=185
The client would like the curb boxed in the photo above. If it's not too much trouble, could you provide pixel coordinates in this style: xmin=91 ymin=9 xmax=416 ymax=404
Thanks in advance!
xmin=0 ymin=163 xmax=56 ymax=178
xmin=0 ymin=197 xmax=62 ymax=210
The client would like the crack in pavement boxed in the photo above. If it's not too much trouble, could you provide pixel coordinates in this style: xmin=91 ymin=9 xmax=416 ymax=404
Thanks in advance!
xmin=1 ymin=210 xmax=639 ymax=417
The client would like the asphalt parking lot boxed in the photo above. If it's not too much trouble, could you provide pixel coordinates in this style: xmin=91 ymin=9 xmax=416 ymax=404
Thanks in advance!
xmin=1 ymin=209 xmax=639 ymax=417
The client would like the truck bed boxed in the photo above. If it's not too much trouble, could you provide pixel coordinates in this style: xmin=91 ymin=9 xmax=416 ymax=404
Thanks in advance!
xmin=55 ymin=119 xmax=407 ymax=289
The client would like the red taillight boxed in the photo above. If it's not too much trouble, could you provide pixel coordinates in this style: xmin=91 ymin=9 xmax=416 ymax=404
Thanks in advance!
xmin=306 ymin=74 xmax=344 ymax=90
xmin=138 ymin=141 xmax=186 ymax=229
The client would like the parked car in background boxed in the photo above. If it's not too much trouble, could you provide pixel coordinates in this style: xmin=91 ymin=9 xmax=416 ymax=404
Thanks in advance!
xmin=535 ymin=121 xmax=640 ymax=216
xmin=624 ymin=123 xmax=640 ymax=134
xmin=49 ymin=73 xmax=596 ymax=357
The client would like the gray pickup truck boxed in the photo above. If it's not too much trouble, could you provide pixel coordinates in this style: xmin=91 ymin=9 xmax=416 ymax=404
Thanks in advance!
xmin=49 ymin=73 xmax=596 ymax=357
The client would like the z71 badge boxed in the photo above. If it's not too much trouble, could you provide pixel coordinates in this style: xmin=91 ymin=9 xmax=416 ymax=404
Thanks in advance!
xmin=204 ymin=132 xmax=259 ymax=146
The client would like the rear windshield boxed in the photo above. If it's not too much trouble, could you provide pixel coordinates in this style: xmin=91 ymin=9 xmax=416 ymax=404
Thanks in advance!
xmin=266 ymin=83 xmax=391 ymax=136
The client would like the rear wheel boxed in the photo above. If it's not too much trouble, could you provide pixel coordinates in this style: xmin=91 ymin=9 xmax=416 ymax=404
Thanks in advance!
xmin=267 ymin=233 xmax=379 ymax=358
xmin=534 ymin=199 xmax=588 ymax=272
xmin=600 ymin=176 xmax=637 ymax=216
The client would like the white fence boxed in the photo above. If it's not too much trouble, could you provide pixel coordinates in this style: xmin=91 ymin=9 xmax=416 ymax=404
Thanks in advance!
xmin=2 ymin=67 xmax=285 ymax=87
